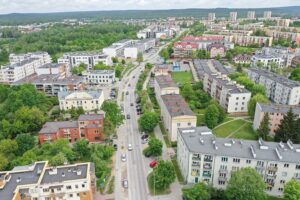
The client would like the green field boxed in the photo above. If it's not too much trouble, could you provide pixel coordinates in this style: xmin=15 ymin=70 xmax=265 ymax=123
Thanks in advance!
xmin=213 ymin=119 xmax=257 ymax=140
xmin=171 ymin=71 xmax=193 ymax=85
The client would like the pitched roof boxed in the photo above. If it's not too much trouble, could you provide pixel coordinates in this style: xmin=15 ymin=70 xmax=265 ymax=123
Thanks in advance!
xmin=161 ymin=94 xmax=195 ymax=117
xmin=39 ymin=121 xmax=78 ymax=134
xmin=155 ymin=75 xmax=178 ymax=89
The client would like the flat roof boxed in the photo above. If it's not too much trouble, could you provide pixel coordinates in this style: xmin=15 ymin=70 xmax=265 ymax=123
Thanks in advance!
xmin=179 ymin=127 xmax=300 ymax=163
xmin=58 ymin=90 xmax=102 ymax=100
xmin=39 ymin=121 xmax=78 ymax=134
xmin=155 ymin=75 xmax=178 ymax=88
xmin=161 ymin=94 xmax=195 ymax=117
xmin=78 ymin=114 xmax=104 ymax=121
xmin=258 ymin=103 xmax=300 ymax=115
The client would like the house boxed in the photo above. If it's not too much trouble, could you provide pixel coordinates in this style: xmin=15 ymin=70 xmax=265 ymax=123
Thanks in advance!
xmin=38 ymin=113 xmax=104 ymax=144
xmin=233 ymin=54 xmax=252 ymax=64
xmin=58 ymin=90 xmax=104 ymax=111
xmin=154 ymin=65 xmax=170 ymax=76
xmin=0 ymin=161 xmax=96 ymax=200
xmin=177 ymin=126 xmax=300 ymax=197
xmin=83 ymin=70 xmax=115 ymax=85
xmin=154 ymin=75 xmax=180 ymax=106
xmin=207 ymin=43 xmax=226 ymax=58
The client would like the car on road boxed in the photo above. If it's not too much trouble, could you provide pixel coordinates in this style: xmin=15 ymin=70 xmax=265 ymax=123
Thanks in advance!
xmin=128 ymin=84 xmax=131 ymax=87
xmin=141 ymin=134 xmax=149 ymax=140
xmin=113 ymin=144 xmax=118 ymax=150
xmin=133 ymin=76 xmax=135 ymax=78
xmin=123 ymin=179 xmax=128 ymax=188
xmin=127 ymin=144 xmax=133 ymax=151
xmin=149 ymin=160 xmax=157 ymax=168
xmin=121 ymin=154 xmax=126 ymax=162
xmin=130 ymin=103 xmax=134 ymax=106
xmin=141 ymin=138 xmax=148 ymax=144
xmin=126 ymin=91 xmax=129 ymax=95
xmin=126 ymin=114 xmax=130 ymax=119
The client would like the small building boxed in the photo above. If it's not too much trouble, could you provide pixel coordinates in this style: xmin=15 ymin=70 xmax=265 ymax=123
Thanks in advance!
xmin=291 ymin=56 xmax=300 ymax=68
xmin=39 ymin=113 xmax=105 ymax=144
xmin=58 ymin=90 xmax=104 ymax=111
xmin=253 ymin=103 xmax=300 ymax=135
xmin=172 ymin=61 xmax=181 ymax=72
xmin=233 ymin=54 xmax=252 ymax=64
xmin=207 ymin=43 xmax=226 ymax=58
xmin=154 ymin=75 xmax=180 ymax=106
xmin=83 ymin=70 xmax=115 ymax=85
xmin=154 ymin=65 xmax=170 ymax=76
xmin=0 ymin=161 xmax=96 ymax=200
xmin=160 ymin=94 xmax=196 ymax=141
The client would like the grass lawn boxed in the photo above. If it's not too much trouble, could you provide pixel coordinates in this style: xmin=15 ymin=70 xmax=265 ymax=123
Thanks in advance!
xmin=171 ymin=71 xmax=193 ymax=85
xmin=171 ymin=158 xmax=184 ymax=184
xmin=267 ymin=196 xmax=282 ymax=200
xmin=213 ymin=119 xmax=257 ymax=140
xmin=197 ymin=114 xmax=205 ymax=126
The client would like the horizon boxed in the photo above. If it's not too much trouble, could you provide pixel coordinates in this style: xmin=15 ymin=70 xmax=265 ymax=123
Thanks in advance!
xmin=0 ymin=0 xmax=299 ymax=15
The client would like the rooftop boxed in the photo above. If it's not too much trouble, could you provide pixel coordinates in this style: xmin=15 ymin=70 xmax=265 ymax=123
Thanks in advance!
xmin=39 ymin=121 xmax=78 ymax=134
xmin=155 ymin=75 xmax=178 ymax=89
xmin=258 ymin=103 xmax=300 ymax=115
xmin=58 ymin=90 xmax=102 ymax=100
xmin=248 ymin=68 xmax=300 ymax=88
xmin=78 ymin=113 xmax=104 ymax=121
xmin=179 ymin=127 xmax=300 ymax=163
xmin=86 ymin=70 xmax=115 ymax=75
xmin=161 ymin=94 xmax=195 ymax=117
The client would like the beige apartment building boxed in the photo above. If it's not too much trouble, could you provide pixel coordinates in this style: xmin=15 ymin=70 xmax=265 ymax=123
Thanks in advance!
xmin=58 ymin=90 xmax=104 ymax=111
xmin=253 ymin=103 xmax=300 ymax=135
xmin=0 ymin=161 xmax=96 ymax=200
xmin=160 ymin=94 xmax=196 ymax=141
xmin=177 ymin=127 xmax=300 ymax=197
xmin=154 ymin=75 xmax=180 ymax=105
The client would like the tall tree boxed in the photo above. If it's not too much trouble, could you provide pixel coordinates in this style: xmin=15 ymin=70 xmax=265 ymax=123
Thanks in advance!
xmin=143 ymin=137 xmax=163 ymax=157
xmin=284 ymin=179 xmax=300 ymax=200
xmin=248 ymin=94 xmax=269 ymax=118
xmin=139 ymin=112 xmax=159 ymax=133
xmin=73 ymin=139 xmax=90 ymax=160
xmin=204 ymin=104 xmax=220 ymax=129
xmin=225 ymin=167 xmax=266 ymax=200
xmin=15 ymin=134 xmax=35 ymax=156
xmin=275 ymin=108 xmax=297 ymax=142
xmin=182 ymin=182 xmax=211 ymax=200
xmin=137 ymin=52 xmax=144 ymax=64
xmin=257 ymin=113 xmax=270 ymax=140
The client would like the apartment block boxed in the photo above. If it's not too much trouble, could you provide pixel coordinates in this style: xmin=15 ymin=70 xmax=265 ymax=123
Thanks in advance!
xmin=264 ymin=29 xmax=300 ymax=46
xmin=9 ymin=51 xmax=52 ymax=65
xmin=83 ymin=70 xmax=115 ymax=85
xmin=58 ymin=90 xmax=104 ymax=111
xmin=251 ymin=46 xmax=296 ymax=68
xmin=39 ymin=113 xmax=104 ymax=144
xmin=36 ymin=63 xmax=70 ymax=77
xmin=208 ymin=13 xmax=216 ymax=21
xmin=247 ymin=11 xmax=256 ymax=19
xmin=103 ymin=39 xmax=135 ymax=58
xmin=253 ymin=103 xmax=300 ymax=135
xmin=194 ymin=60 xmax=250 ymax=113
xmin=154 ymin=75 xmax=180 ymax=106
xmin=173 ymin=42 xmax=198 ymax=58
xmin=160 ymin=94 xmax=196 ymax=141
xmin=229 ymin=12 xmax=237 ymax=22
xmin=277 ymin=19 xmax=291 ymax=27
xmin=264 ymin=11 xmax=272 ymax=19
xmin=247 ymin=68 xmax=300 ymax=105
xmin=207 ymin=43 xmax=226 ymax=58
xmin=154 ymin=65 xmax=170 ymax=76
xmin=233 ymin=54 xmax=251 ymax=64
xmin=58 ymin=52 xmax=112 ymax=70
xmin=177 ymin=127 xmax=300 ymax=197
xmin=0 ymin=161 xmax=96 ymax=200
xmin=124 ymin=39 xmax=155 ymax=59
xmin=136 ymin=25 xmax=179 ymax=39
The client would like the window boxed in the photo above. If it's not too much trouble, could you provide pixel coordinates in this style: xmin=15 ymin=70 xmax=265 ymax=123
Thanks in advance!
xmin=284 ymin=164 xmax=289 ymax=168
xmin=233 ymin=158 xmax=240 ymax=163
xmin=218 ymin=181 xmax=225 ymax=185
xmin=282 ymin=172 xmax=287 ymax=177
xmin=69 ymin=194 xmax=73 ymax=197
xmin=296 ymin=165 xmax=300 ymax=170
xmin=235 ymin=102 xmax=238 ymax=105
xmin=82 ymin=184 xmax=85 ymax=188
xmin=77 ymin=193 xmax=80 ymax=197
xmin=246 ymin=160 xmax=251 ymax=164
xmin=221 ymin=157 xmax=228 ymax=162
xmin=188 ymin=122 xmax=191 ymax=126
xmin=278 ymin=188 xmax=284 ymax=192
xmin=66 ymin=185 xmax=72 ymax=190
xmin=280 ymin=180 xmax=285 ymax=184
xmin=177 ymin=123 xmax=181 ymax=127
xmin=43 ymin=188 xmax=49 ymax=192
xmin=75 ymin=185 xmax=78 ymax=189
xmin=243 ymin=97 xmax=245 ymax=100
xmin=236 ymin=97 xmax=239 ymax=100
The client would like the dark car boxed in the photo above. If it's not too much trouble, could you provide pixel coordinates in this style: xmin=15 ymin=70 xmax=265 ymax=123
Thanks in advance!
xmin=141 ymin=134 xmax=149 ymax=140
xmin=130 ymin=103 xmax=134 ymax=106
xmin=126 ymin=91 xmax=129 ymax=95
xmin=126 ymin=114 xmax=130 ymax=119
xmin=113 ymin=144 xmax=118 ymax=150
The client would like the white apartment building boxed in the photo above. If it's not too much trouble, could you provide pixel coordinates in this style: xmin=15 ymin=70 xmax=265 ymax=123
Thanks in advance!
xmin=9 ymin=51 xmax=52 ymax=65
xmin=160 ymin=94 xmax=197 ymax=141
xmin=247 ymin=11 xmax=256 ymax=19
xmin=251 ymin=47 xmax=296 ymax=68
xmin=58 ymin=90 xmax=104 ymax=111
xmin=177 ymin=127 xmax=300 ymax=197
xmin=0 ymin=161 xmax=96 ymax=200
xmin=0 ymin=58 xmax=45 ymax=83
xmin=36 ymin=63 xmax=70 ymax=77
xmin=124 ymin=39 xmax=155 ymax=59
xmin=58 ymin=52 xmax=112 ymax=70
xmin=103 ymin=39 xmax=136 ymax=58
xmin=229 ymin=12 xmax=237 ymax=22
xmin=247 ymin=68 xmax=300 ymax=105
xmin=83 ymin=70 xmax=115 ymax=85
xmin=264 ymin=11 xmax=272 ymax=19
xmin=208 ymin=13 xmax=216 ymax=21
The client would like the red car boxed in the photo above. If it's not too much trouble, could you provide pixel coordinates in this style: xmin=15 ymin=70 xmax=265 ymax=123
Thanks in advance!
xmin=149 ymin=160 xmax=157 ymax=168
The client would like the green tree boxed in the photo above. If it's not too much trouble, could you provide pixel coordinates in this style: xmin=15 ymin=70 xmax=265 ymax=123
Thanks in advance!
xmin=112 ymin=57 xmax=118 ymax=63
xmin=289 ymin=68 xmax=300 ymax=82
xmin=252 ymin=84 xmax=266 ymax=96
xmin=121 ymin=59 xmax=126 ymax=65
xmin=257 ymin=113 xmax=270 ymax=140
xmin=149 ymin=160 xmax=176 ymax=191
xmin=0 ymin=139 xmax=18 ymax=155
xmin=139 ymin=112 xmax=159 ymax=133
xmin=0 ymin=154 xmax=8 ymax=170
xmin=143 ymin=137 xmax=163 ymax=157
xmin=49 ymin=152 xmax=66 ymax=166
xmin=159 ymin=48 xmax=169 ymax=61
xmin=181 ymin=83 xmax=195 ymax=101
xmin=275 ymin=108 xmax=298 ymax=143
xmin=204 ymin=104 xmax=220 ymax=129
xmin=71 ymin=63 xmax=86 ymax=75
xmin=73 ymin=139 xmax=90 ymax=160
xmin=182 ymin=182 xmax=211 ymax=200
xmin=137 ymin=52 xmax=144 ymax=64
xmin=225 ymin=167 xmax=266 ymax=200
xmin=236 ymin=64 xmax=243 ymax=72
xmin=284 ymin=179 xmax=300 ymax=200
xmin=94 ymin=62 xmax=111 ymax=70
xmin=15 ymin=134 xmax=35 ymax=156
xmin=248 ymin=94 xmax=269 ymax=118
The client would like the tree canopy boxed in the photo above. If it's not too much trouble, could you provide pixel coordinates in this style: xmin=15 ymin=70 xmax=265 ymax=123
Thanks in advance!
xmin=139 ymin=112 xmax=159 ymax=133
xmin=284 ymin=179 xmax=300 ymax=200
xmin=247 ymin=94 xmax=269 ymax=118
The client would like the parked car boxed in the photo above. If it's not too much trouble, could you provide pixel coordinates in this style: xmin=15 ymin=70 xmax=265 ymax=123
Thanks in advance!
xmin=126 ymin=114 xmax=130 ymax=119
xmin=141 ymin=138 xmax=149 ymax=144
xmin=126 ymin=91 xmax=129 ymax=95
xmin=127 ymin=144 xmax=133 ymax=151
xmin=113 ymin=144 xmax=118 ymax=151
xmin=141 ymin=134 xmax=149 ymax=140
xmin=130 ymin=103 xmax=134 ymax=106
xmin=121 ymin=154 xmax=126 ymax=162
xmin=149 ymin=160 xmax=157 ymax=168
xmin=123 ymin=179 xmax=128 ymax=188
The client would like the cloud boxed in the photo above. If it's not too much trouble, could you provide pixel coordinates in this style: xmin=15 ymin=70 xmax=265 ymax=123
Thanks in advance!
xmin=0 ymin=0 xmax=299 ymax=14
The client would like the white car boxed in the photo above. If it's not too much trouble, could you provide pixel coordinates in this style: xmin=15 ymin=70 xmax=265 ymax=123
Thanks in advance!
xmin=121 ymin=154 xmax=126 ymax=162
xmin=127 ymin=144 xmax=133 ymax=151
xmin=123 ymin=179 xmax=128 ymax=188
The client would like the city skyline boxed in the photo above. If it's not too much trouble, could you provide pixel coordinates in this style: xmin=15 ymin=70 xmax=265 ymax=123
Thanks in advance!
xmin=0 ymin=0 xmax=299 ymax=14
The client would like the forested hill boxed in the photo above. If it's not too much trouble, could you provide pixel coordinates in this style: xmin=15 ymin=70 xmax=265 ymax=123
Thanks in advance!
xmin=1 ymin=6 xmax=300 ymax=25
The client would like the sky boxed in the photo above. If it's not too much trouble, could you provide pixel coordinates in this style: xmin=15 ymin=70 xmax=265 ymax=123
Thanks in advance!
xmin=0 ymin=0 xmax=299 ymax=14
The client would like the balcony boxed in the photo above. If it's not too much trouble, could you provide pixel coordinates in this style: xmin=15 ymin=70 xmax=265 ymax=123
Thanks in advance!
xmin=256 ymin=165 xmax=265 ymax=171
xmin=218 ymin=176 xmax=227 ymax=182
xmin=203 ymin=164 xmax=212 ymax=170
xmin=192 ymin=161 xmax=201 ymax=167
xmin=219 ymin=168 xmax=228 ymax=173
xmin=202 ymin=171 xmax=212 ymax=178
xmin=267 ymin=166 xmax=278 ymax=172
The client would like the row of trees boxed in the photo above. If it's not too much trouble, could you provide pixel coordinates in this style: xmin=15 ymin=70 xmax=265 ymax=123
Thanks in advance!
xmin=182 ymin=167 xmax=300 ymax=200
